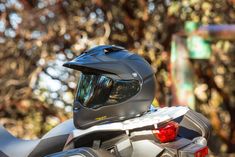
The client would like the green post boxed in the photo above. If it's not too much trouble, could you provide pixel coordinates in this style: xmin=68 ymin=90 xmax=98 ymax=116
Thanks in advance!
xmin=185 ymin=21 xmax=212 ymax=59
xmin=171 ymin=35 xmax=195 ymax=109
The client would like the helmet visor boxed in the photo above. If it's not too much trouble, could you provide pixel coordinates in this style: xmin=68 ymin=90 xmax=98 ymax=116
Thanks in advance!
xmin=76 ymin=73 xmax=140 ymax=109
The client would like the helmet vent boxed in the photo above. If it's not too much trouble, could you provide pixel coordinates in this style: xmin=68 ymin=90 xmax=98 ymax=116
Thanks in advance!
xmin=104 ymin=45 xmax=125 ymax=54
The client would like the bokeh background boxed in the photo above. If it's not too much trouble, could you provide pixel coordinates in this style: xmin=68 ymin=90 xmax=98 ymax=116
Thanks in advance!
xmin=0 ymin=0 xmax=235 ymax=156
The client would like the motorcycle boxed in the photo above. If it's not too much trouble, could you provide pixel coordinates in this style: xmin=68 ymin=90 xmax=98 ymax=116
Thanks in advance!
xmin=0 ymin=106 xmax=211 ymax=157
xmin=0 ymin=45 xmax=211 ymax=157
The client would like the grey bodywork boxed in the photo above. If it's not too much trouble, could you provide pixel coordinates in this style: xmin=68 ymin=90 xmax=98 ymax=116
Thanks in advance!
xmin=0 ymin=119 xmax=75 ymax=157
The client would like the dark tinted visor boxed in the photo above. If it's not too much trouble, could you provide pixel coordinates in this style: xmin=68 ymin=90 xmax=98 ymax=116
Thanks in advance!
xmin=76 ymin=73 xmax=140 ymax=109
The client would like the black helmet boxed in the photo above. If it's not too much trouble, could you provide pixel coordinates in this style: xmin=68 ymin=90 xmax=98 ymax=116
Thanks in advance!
xmin=63 ymin=45 xmax=156 ymax=129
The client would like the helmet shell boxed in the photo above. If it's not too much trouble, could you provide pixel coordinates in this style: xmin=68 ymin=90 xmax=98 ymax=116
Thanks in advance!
xmin=63 ymin=45 xmax=156 ymax=129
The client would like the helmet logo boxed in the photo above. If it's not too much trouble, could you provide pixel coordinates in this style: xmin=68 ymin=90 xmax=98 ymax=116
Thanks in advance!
xmin=132 ymin=73 xmax=137 ymax=77
xmin=95 ymin=116 xmax=107 ymax=121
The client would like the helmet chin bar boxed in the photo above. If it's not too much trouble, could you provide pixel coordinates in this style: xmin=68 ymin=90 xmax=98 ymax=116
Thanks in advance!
xmin=64 ymin=106 xmax=189 ymax=148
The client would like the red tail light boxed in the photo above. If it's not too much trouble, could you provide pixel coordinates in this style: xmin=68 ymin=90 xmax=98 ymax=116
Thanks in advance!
xmin=152 ymin=121 xmax=179 ymax=143
xmin=194 ymin=146 xmax=208 ymax=157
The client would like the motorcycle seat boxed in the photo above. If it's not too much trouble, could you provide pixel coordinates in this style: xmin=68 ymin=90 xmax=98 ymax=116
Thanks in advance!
xmin=0 ymin=119 xmax=75 ymax=157
xmin=0 ymin=125 xmax=40 ymax=157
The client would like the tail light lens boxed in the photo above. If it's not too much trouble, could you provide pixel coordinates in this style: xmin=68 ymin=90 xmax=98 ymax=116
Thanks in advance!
xmin=194 ymin=146 xmax=208 ymax=157
xmin=152 ymin=121 xmax=179 ymax=143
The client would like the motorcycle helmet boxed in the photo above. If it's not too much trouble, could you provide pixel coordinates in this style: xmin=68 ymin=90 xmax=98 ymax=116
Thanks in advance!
xmin=63 ymin=45 xmax=156 ymax=129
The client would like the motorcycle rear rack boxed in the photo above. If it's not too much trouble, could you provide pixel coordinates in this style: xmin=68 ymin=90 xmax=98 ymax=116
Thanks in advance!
xmin=64 ymin=106 xmax=189 ymax=147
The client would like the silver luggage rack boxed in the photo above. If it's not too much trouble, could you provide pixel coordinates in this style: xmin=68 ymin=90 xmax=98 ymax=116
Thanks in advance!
xmin=65 ymin=106 xmax=189 ymax=147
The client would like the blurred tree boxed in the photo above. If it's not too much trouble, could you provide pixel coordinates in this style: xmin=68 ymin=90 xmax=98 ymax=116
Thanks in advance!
xmin=0 ymin=0 xmax=234 ymax=154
